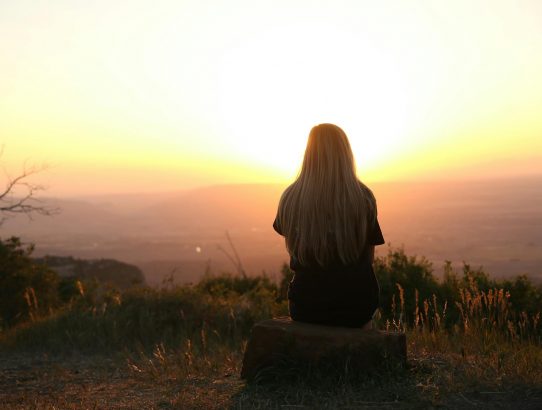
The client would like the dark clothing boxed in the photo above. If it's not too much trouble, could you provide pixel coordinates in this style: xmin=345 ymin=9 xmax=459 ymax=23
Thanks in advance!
xmin=273 ymin=217 xmax=385 ymax=328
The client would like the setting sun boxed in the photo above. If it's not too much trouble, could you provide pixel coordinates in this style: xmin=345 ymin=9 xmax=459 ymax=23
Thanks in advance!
xmin=1 ymin=0 xmax=541 ymax=195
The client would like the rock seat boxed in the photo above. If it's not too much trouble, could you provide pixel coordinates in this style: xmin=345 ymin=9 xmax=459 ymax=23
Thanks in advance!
xmin=241 ymin=316 xmax=406 ymax=380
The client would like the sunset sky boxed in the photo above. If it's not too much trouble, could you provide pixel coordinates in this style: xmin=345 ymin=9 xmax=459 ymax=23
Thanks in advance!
xmin=1 ymin=0 xmax=542 ymax=196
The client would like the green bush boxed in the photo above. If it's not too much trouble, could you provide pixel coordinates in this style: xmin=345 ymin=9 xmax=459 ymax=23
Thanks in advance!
xmin=0 ymin=237 xmax=60 ymax=328
xmin=1 ymin=239 xmax=541 ymax=352
xmin=196 ymin=272 xmax=278 ymax=298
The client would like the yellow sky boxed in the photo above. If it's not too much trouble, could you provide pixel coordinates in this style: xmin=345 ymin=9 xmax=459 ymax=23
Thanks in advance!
xmin=1 ymin=0 xmax=541 ymax=196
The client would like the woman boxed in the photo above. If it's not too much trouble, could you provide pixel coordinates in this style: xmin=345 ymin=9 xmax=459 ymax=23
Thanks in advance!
xmin=273 ymin=123 xmax=385 ymax=328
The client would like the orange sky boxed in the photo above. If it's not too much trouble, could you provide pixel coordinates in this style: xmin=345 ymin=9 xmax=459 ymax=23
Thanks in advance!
xmin=1 ymin=0 xmax=541 ymax=196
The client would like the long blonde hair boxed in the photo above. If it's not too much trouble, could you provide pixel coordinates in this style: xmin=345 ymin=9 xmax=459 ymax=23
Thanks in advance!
xmin=276 ymin=123 xmax=377 ymax=267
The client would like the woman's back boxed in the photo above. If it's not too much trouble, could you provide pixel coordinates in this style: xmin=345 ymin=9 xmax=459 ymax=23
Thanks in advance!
xmin=274 ymin=123 xmax=385 ymax=328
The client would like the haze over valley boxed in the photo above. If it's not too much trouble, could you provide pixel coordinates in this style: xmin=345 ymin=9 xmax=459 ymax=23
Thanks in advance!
xmin=3 ymin=176 xmax=541 ymax=286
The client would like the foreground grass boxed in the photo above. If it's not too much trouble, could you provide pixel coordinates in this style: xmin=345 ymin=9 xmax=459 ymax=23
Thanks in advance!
xmin=1 ymin=272 xmax=542 ymax=409
xmin=2 ymin=330 xmax=541 ymax=409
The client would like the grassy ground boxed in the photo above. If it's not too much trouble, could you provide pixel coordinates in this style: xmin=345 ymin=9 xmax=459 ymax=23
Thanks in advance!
xmin=2 ymin=327 xmax=542 ymax=409
xmin=1 ymin=268 xmax=542 ymax=409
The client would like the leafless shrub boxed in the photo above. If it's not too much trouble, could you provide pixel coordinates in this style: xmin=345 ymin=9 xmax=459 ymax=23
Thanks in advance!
xmin=0 ymin=147 xmax=58 ymax=225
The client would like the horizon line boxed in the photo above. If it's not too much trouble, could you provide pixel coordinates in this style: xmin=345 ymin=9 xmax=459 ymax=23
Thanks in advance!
xmin=45 ymin=172 xmax=542 ymax=199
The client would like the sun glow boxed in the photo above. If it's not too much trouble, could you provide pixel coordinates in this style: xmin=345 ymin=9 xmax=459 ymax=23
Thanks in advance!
xmin=1 ymin=0 xmax=542 ymax=195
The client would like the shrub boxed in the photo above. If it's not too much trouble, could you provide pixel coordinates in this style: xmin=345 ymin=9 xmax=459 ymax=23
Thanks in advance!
xmin=0 ymin=237 xmax=60 ymax=328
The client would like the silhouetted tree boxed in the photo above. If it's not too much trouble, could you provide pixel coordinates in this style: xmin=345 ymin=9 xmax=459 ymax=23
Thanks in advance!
xmin=0 ymin=148 xmax=58 ymax=225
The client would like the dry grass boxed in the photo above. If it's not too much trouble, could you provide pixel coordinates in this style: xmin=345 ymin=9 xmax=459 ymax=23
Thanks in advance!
xmin=1 ymin=272 xmax=542 ymax=409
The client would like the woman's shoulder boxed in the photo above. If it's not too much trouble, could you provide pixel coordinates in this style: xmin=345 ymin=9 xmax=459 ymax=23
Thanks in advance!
xmin=356 ymin=180 xmax=377 ymax=212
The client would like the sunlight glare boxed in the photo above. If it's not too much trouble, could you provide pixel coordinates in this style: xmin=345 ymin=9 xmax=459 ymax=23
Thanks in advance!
xmin=215 ymin=23 xmax=416 ymax=177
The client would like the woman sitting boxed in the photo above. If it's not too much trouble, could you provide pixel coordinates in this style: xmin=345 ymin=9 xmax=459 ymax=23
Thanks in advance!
xmin=273 ymin=123 xmax=385 ymax=328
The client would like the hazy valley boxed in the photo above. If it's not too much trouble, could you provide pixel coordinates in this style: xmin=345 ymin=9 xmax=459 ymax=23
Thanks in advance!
xmin=2 ymin=176 xmax=541 ymax=286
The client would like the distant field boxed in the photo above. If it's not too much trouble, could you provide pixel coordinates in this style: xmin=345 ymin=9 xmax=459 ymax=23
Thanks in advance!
xmin=3 ymin=176 xmax=541 ymax=285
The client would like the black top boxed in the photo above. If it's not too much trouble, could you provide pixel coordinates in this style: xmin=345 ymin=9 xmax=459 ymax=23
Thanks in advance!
xmin=273 ymin=216 xmax=385 ymax=327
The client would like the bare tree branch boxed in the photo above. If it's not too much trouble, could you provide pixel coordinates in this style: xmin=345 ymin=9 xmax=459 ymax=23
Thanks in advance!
xmin=217 ymin=231 xmax=247 ymax=277
xmin=0 ymin=149 xmax=59 ymax=226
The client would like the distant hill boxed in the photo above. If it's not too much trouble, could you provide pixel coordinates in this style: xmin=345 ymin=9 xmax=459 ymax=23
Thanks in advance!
xmin=146 ymin=183 xmax=285 ymax=230
xmin=36 ymin=255 xmax=146 ymax=289
xmin=3 ymin=177 xmax=542 ymax=285
xmin=2 ymin=183 xmax=285 ymax=236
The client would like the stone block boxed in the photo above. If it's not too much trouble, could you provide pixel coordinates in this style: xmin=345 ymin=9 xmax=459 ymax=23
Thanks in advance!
xmin=241 ymin=316 xmax=406 ymax=380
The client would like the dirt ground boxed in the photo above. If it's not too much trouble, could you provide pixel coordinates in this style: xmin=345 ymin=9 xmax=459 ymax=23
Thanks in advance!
xmin=0 ymin=353 xmax=243 ymax=409
xmin=2 ymin=353 xmax=542 ymax=410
